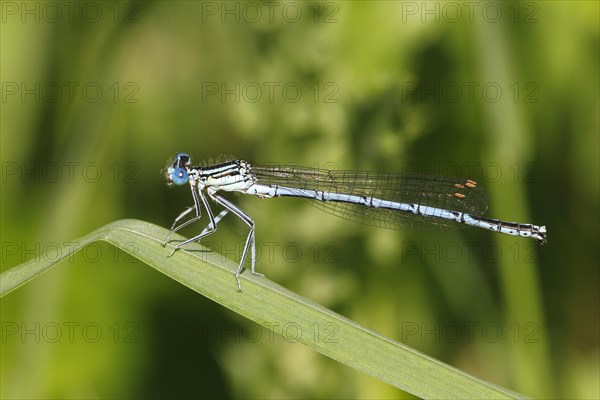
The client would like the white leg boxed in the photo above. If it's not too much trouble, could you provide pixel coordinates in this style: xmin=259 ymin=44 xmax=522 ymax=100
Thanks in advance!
xmin=163 ymin=184 xmax=203 ymax=245
xmin=208 ymin=193 xmax=262 ymax=291
xmin=167 ymin=187 xmax=218 ymax=256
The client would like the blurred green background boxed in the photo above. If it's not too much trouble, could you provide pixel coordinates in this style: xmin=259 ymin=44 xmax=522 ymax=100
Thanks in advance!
xmin=1 ymin=1 xmax=598 ymax=398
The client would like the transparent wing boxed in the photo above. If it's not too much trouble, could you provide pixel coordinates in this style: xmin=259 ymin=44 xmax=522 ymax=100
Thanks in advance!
xmin=251 ymin=165 xmax=488 ymax=230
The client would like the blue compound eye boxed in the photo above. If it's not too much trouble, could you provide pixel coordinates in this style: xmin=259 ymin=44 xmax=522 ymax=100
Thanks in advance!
xmin=171 ymin=167 xmax=188 ymax=185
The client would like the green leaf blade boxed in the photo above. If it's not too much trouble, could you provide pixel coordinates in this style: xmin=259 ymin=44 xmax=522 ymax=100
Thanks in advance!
xmin=0 ymin=219 xmax=526 ymax=399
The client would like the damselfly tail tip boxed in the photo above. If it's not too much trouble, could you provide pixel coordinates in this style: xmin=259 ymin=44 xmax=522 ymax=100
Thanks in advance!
xmin=536 ymin=225 xmax=547 ymax=245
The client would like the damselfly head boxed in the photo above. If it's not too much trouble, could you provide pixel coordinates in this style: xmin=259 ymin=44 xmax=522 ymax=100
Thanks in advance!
xmin=165 ymin=153 xmax=191 ymax=186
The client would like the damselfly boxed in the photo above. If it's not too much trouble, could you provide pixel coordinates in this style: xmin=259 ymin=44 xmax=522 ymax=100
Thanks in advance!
xmin=163 ymin=153 xmax=547 ymax=290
